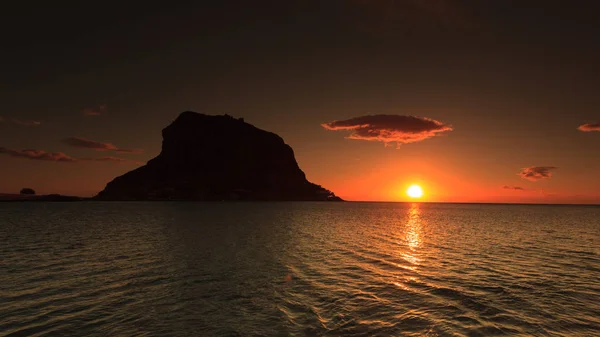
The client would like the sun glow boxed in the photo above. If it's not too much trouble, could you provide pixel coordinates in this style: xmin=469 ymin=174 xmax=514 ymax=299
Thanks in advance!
xmin=406 ymin=184 xmax=424 ymax=199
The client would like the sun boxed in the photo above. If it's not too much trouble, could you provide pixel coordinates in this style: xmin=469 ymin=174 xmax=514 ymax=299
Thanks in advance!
xmin=406 ymin=184 xmax=424 ymax=199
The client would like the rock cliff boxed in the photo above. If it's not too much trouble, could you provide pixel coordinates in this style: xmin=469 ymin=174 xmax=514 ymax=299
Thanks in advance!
xmin=95 ymin=112 xmax=341 ymax=201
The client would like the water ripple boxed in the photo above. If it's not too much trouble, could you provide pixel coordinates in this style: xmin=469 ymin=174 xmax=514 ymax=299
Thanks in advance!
xmin=1 ymin=202 xmax=599 ymax=336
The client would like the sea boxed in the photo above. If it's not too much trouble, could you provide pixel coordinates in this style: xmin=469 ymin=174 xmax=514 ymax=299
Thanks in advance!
xmin=1 ymin=202 xmax=599 ymax=336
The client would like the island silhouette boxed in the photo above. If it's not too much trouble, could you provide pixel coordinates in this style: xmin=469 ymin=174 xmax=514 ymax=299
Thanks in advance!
xmin=93 ymin=111 xmax=341 ymax=201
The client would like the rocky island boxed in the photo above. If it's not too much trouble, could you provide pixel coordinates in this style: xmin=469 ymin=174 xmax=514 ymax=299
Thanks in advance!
xmin=95 ymin=112 xmax=341 ymax=201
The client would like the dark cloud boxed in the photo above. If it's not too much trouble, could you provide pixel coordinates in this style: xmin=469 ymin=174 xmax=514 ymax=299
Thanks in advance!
xmin=502 ymin=185 xmax=525 ymax=191
xmin=578 ymin=122 xmax=600 ymax=132
xmin=1 ymin=147 xmax=141 ymax=164
xmin=62 ymin=137 xmax=143 ymax=154
xmin=519 ymin=166 xmax=557 ymax=181
xmin=80 ymin=156 xmax=143 ymax=165
xmin=82 ymin=104 xmax=106 ymax=116
xmin=0 ymin=117 xmax=41 ymax=126
xmin=0 ymin=147 xmax=77 ymax=162
xmin=322 ymin=114 xmax=452 ymax=146
xmin=12 ymin=119 xmax=41 ymax=126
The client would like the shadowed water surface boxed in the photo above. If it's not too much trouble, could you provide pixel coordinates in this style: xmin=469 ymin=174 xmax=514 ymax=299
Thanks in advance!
xmin=1 ymin=202 xmax=599 ymax=336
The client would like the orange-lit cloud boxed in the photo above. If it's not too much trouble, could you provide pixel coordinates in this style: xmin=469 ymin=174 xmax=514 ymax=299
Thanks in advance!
xmin=82 ymin=104 xmax=106 ymax=116
xmin=0 ymin=147 xmax=140 ymax=164
xmin=62 ymin=137 xmax=143 ymax=154
xmin=322 ymin=114 xmax=452 ymax=146
xmin=578 ymin=122 xmax=600 ymax=132
xmin=0 ymin=147 xmax=76 ymax=162
xmin=519 ymin=166 xmax=557 ymax=181
xmin=12 ymin=119 xmax=41 ymax=126
xmin=502 ymin=185 xmax=525 ymax=191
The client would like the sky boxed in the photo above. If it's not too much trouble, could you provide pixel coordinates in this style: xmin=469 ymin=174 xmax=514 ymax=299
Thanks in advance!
xmin=1 ymin=0 xmax=599 ymax=203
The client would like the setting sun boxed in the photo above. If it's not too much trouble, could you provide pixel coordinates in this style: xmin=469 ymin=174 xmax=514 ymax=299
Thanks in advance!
xmin=406 ymin=184 xmax=424 ymax=199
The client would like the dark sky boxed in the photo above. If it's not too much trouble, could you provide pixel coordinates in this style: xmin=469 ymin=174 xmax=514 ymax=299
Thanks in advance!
xmin=1 ymin=1 xmax=599 ymax=202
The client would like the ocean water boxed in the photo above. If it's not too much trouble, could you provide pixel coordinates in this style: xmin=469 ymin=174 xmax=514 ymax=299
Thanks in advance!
xmin=1 ymin=202 xmax=599 ymax=337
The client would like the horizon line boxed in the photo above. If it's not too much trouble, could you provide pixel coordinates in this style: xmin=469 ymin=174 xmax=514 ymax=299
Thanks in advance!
xmin=1 ymin=193 xmax=599 ymax=206
xmin=349 ymin=200 xmax=600 ymax=206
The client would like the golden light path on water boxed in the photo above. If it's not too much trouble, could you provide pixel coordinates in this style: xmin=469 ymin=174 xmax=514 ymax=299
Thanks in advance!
xmin=394 ymin=203 xmax=422 ymax=291
xmin=406 ymin=203 xmax=422 ymax=251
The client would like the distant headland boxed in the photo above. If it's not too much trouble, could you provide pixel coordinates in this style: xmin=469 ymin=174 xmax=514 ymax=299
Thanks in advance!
xmin=93 ymin=112 xmax=341 ymax=201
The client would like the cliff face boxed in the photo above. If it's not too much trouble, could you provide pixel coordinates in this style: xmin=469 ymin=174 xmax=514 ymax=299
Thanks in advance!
xmin=95 ymin=112 xmax=341 ymax=201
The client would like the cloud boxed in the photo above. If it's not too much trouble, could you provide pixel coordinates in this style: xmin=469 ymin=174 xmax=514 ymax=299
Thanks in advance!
xmin=12 ymin=119 xmax=41 ymax=126
xmin=502 ymin=185 xmax=525 ymax=191
xmin=62 ymin=137 xmax=143 ymax=154
xmin=83 ymin=104 xmax=106 ymax=116
xmin=322 ymin=114 xmax=452 ymax=146
xmin=80 ymin=156 xmax=143 ymax=165
xmin=578 ymin=122 xmax=600 ymax=132
xmin=1 ymin=147 xmax=141 ymax=164
xmin=0 ymin=147 xmax=77 ymax=162
xmin=519 ymin=166 xmax=558 ymax=181
xmin=0 ymin=117 xmax=41 ymax=126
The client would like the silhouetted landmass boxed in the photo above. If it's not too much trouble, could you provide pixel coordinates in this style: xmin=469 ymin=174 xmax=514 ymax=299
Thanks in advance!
xmin=0 ymin=194 xmax=84 ymax=202
xmin=95 ymin=112 xmax=342 ymax=201
xmin=20 ymin=188 xmax=36 ymax=195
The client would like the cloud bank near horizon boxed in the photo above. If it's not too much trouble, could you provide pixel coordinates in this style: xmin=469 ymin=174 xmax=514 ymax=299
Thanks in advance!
xmin=322 ymin=114 xmax=452 ymax=146
xmin=0 ymin=147 xmax=76 ymax=162
xmin=0 ymin=146 xmax=141 ymax=164
xmin=578 ymin=122 xmax=600 ymax=132
xmin=62 ymin=137 xmax=143 ymax=154
xmin=0 ymin=118 xmax=41 ymax=126
xmin=519 ymin=166 xmax=557 ymax=181
xmin=503 ymin=185 xmax=525 ymax=191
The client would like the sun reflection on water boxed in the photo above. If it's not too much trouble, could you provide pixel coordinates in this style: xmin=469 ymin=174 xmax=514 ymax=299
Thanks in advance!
xmin=406 ymin=203 xmax=422 ymax=251
xmin=396 ymin=203 xmax=423 ymax=272
xmin=393 ymin=203 xmax=424 ymax=290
